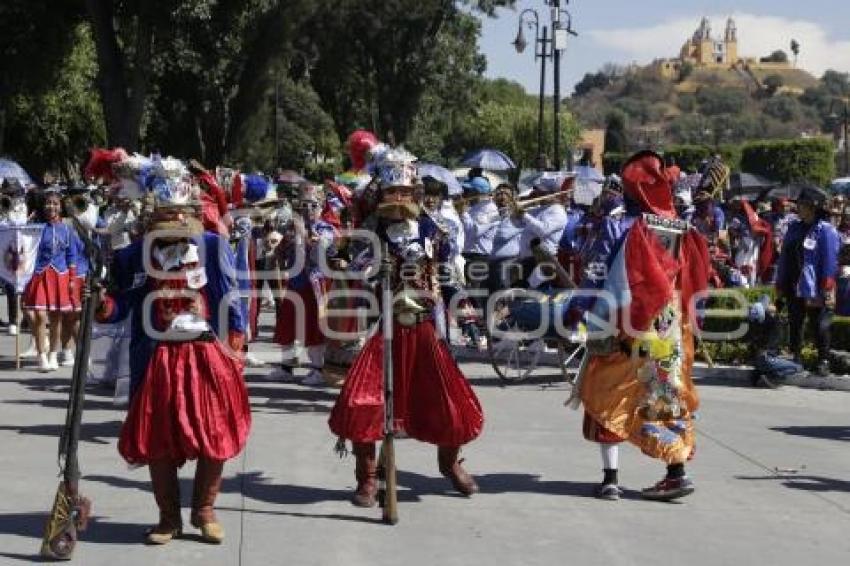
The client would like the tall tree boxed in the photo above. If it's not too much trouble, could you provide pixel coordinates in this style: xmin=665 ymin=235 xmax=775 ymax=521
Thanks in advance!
xmin=307 ymin=0 xmax=515 ymax=143
xmin=0 ymin=0 xmax=83 ymax=154
xmin=84 ymin=0 xmax=175 ymax=150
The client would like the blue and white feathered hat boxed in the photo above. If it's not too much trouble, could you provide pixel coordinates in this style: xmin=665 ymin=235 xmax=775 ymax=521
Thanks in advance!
xmin=112 ymin=153 xmax=153 ymax=200
xmin=146 ymin=156 xmax=199 ymax=208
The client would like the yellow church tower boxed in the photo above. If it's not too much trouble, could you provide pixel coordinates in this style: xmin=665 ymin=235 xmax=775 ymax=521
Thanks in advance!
xmin=724 ymin=17 xmax=738 ymax=64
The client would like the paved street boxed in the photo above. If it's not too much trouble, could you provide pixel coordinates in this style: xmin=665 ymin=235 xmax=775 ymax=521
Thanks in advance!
xmin=0 ymin=315 xmax=849 ymax=566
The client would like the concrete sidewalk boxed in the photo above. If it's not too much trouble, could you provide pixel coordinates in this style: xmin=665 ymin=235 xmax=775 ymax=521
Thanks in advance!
xmin=0 ymin=314 xmax=848 ymax=565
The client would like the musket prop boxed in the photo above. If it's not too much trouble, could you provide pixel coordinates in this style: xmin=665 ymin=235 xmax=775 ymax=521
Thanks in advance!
xmin=378 ymin=241 xmax=399 ymax=525
xmin=40 ymin=217 xmax=101 ymax=560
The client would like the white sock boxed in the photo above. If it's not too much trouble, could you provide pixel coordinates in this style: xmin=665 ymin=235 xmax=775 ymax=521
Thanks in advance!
xmin=600 ymin=443 xmax=619 ymax=470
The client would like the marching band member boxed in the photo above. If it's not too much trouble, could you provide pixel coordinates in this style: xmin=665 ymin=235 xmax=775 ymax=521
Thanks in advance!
xmin=518 ymin=177 xmax=571 ymax=289
xmin=569 ymin=151 xmax=710 ymax=502
xmin=271 ymin=183 xmax=338 ymax=385
xmin=329 ymin=148 xmax=484 ymax=507
xmin=23 ymin=186 xmax=78 ymax=372
xmin=60 ymin=184 xmax=103 ymax=367
xmin=460 ymin=175 xmax=499 ymax=282
xmin=96 ymin=157 xmax=249 ymax=545
xmin=0 ymin=179 xmax=29 ymax=335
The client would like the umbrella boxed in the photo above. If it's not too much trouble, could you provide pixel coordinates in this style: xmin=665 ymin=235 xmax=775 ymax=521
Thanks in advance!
xmin=276 ymin=169 xmax=306 ymax=185
xmin=418 ymin=163 xmax=463 ymax=197
xmin=728 ymin=172 xmax=777 ymax=200
xmin=460 ymin=149 xmax=516 ymax=171
xmin=766 ymin=183 xmax=809 ymax=200
xmin=519 ymin=170 xmax=575 ymax=193
xmin=0 ymin=158 xmax=33 ymax=186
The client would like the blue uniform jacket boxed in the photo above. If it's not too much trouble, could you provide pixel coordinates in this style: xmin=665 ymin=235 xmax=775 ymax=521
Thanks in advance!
xmin=33 ymin=221 xmax=76 ymax=274
xmin=776 ymin=219 xmax=840 ymax=300
xmin=101 ymin=231 xmax=246 ymax=396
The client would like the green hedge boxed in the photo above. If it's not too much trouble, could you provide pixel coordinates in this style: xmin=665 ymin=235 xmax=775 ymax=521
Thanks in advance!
xmin=697 ymin=285 xmax=850 ymax=366
xmin=603 ymin=139 xmax=832 ymax=185
xmin=663 ymin=144 xmax=742 ymax=172
xmin=740 ymin=138 xmax=835 ymax=186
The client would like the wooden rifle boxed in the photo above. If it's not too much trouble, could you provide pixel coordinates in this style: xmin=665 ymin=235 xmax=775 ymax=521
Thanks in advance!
xmin=40 ymin=217 xmax=99 ymax=560
xmin=378 ymin=241 xmax=399 ymax=525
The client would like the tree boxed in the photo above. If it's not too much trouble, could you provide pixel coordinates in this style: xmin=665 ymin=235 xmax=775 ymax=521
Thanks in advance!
xmin=141 ymin=0 xmax=318 ymax=165
xmin=604 ymin=112 xmax=628 ymax=154
xmin=83 ymin=0 xmax=174 ymax=150
xmin=696 ymin=86 xmax=750 ymax=116
xmin=307 ymin=0 xmax=516 ymax=144
xmin=760 ymin=50 xmax=789 ymax=64
xmin=763 ymin=74 xmax=785 ymax=96
xmin=763 ymin=94 xmax=802 ymax=123
xmin=574 ymin=72 xmax=610 ymax=97
xmin=790 ymin=39 xmax=800 ymax=66
xmin=5 ymin=24 xmax=106 ymax=178
xmin=821 ymin=70 xmax=850 ymax=96
xmin=0 ymin=0 xmax=83 ymax=154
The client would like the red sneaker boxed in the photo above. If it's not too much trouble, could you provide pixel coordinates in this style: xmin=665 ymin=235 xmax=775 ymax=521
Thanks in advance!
xmin=641 ymin=476 xmax=695 ymax=501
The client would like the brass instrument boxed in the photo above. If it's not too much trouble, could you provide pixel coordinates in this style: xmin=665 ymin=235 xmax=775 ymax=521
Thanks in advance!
xmin=514 ymin=190 xmax=570 ymax=211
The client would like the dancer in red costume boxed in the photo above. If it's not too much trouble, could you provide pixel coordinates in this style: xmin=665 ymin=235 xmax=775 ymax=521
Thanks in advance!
xmin=328 ymin=147 xmax=484 ymax=506
xmin=97 ymin=156 xmax=249 ymax=545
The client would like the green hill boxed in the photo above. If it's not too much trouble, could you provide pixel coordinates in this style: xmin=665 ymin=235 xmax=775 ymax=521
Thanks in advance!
xmin=568 ymin=64 xmax=846 ymax=150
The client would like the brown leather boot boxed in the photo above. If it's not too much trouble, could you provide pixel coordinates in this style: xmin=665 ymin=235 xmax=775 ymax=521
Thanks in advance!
xmin=438 ymin=446 xmax=479 ymax=497
xmin=146 ymin=460 xmax=182 ymax=545
xmin=191 ymin=458 xmax=225 ymax=543
xmin=351 ymin=442 xmax=378 ymax=507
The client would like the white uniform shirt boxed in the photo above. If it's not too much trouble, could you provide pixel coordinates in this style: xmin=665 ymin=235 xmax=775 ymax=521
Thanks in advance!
xmin=461 ymin=199 xmax=499 ymax=255
xmin=520 ymin=203 xmax=568 ymax=256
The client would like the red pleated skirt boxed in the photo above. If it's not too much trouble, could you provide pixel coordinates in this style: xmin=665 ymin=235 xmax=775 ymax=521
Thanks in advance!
xmin=118 ymin=340 xmax=251 ymax=466
xmin=23 ymin=267 xmax=73 ymax=311
xmin=274 ymin=282 xmax=328 ymax=347
xmin=328 ymin=320 xmax=484 ymax=446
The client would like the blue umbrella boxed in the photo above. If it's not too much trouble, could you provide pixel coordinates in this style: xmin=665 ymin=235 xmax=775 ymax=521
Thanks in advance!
xmin=0 ymin=158 xmax=33 ymax=186
xmin=418 ymin=163 xmax=463 ymax=196
xmin=460 ymin=149 xmax=516 ymax=171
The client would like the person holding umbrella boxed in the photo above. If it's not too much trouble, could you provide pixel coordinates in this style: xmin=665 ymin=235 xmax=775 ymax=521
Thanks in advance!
xmin=776 ymin=186 xmax=840 ymax=376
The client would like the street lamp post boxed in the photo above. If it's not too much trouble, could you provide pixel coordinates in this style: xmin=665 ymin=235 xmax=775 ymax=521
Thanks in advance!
xmin=513 ymin=2 xmax=578 ymax=171
xmin=550 ymin=1 xmax=577 ymax=170
xmin=513 ymin=9 xmax=548 ymax=166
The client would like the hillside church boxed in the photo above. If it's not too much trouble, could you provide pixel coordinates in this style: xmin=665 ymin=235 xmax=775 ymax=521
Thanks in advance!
xmin=655 ymin=17 xmax=791 ymax=79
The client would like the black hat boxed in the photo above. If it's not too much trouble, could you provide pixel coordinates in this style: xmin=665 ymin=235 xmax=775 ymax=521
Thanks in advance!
xmin=797 ymin=184 xmax=828 ymax=208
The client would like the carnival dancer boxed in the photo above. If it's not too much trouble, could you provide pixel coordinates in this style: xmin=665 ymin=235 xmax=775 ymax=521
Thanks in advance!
xmin=726 ymin=196 xmax=774 ymax=288
xmin=22 ymin=186 xmax=78 ymax=372
xmin=568 ymin=150 xmax=710 ymax=502
xmin=775 ymin=185 xmax=840 ymax=377
xmin=270 ymin=182 xmax=338 ymax=385
xmin=329 ymin=148 xmax=484 ymax=506
xmin=96 ymin=157 xmax=249 ymax=545
xmin=230 ymin=174 xmax=275 ymax=367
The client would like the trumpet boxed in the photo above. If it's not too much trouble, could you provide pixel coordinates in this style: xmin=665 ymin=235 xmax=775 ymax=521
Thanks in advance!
xmin=513 ymin=190 xmax=571 ymax=211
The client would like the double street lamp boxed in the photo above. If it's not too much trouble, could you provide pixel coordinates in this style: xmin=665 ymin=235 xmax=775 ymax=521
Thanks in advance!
xmin=513 ymin=1 xmax=577 ymax=171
